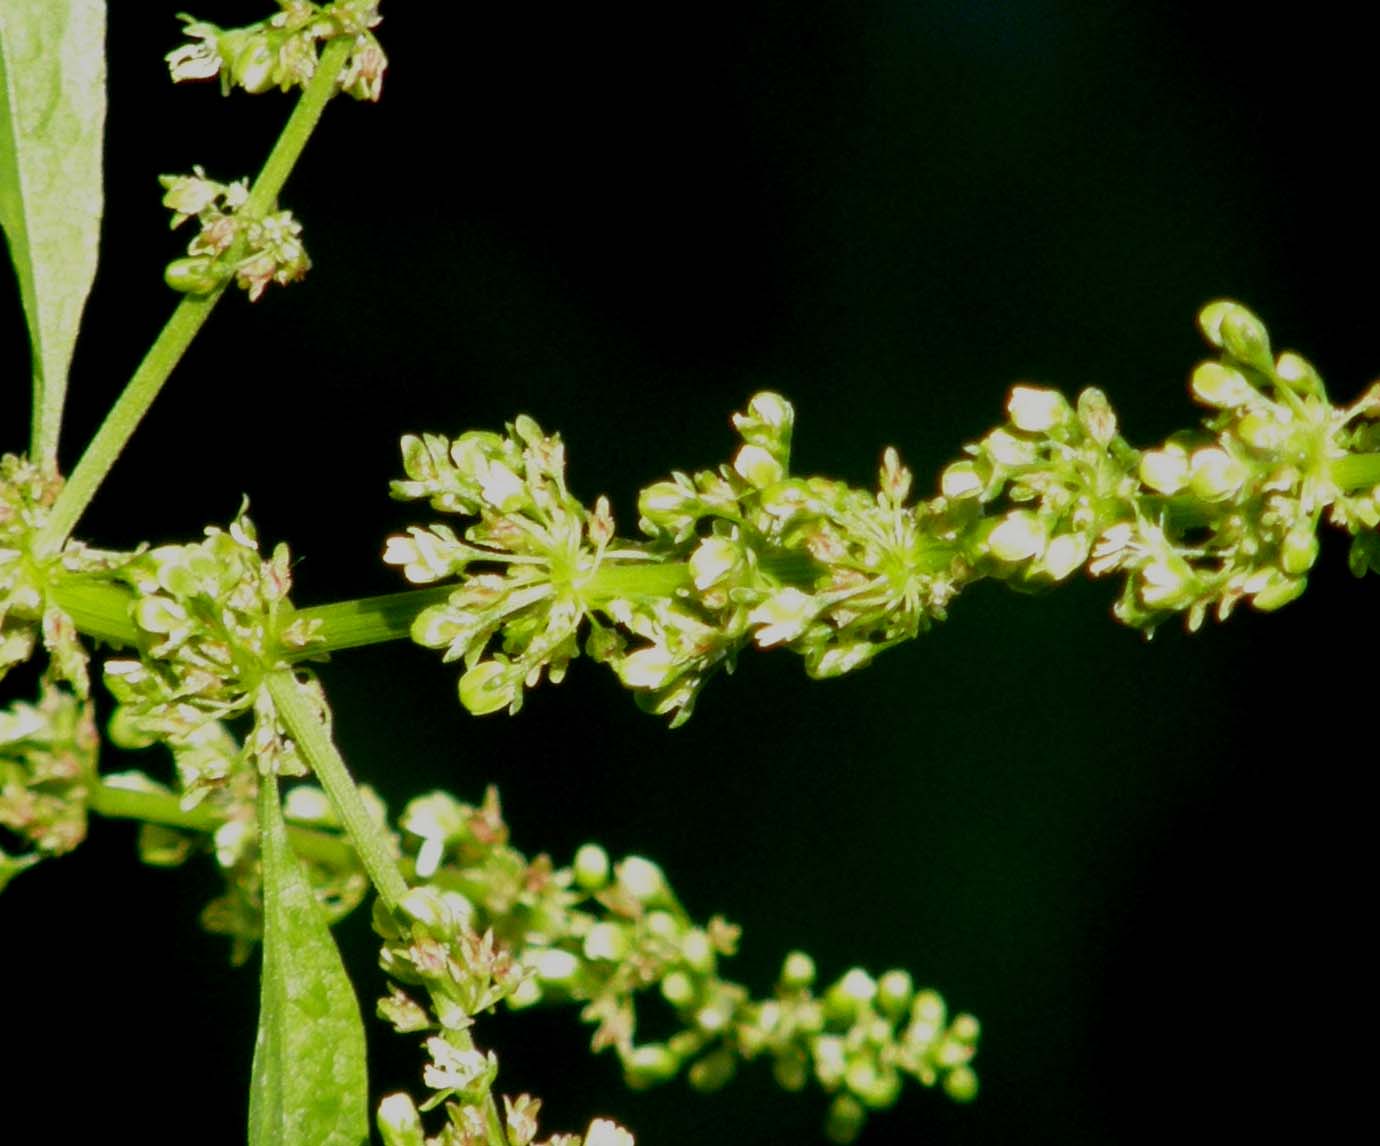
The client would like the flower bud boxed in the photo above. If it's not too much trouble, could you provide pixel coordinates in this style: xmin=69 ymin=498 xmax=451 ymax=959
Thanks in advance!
xmin=688 ymin=1049 xmax=736 ymax=1092
xmin=617 ymin=855 xmax=667 ymax=904
xmin=624 ymin=1043 xmax=680 ymax=1089
xmin=940 ymin=460 xmax=984 ymax=499
xmin=987 ymin=510 xmax=1048 ymax=563
xmin=1007 ymin=385 xmax=1071 ymax=433
xmin=1280 ymin=523 xmax=1319 ymax=575
xmin=824 ymin=967 xmax=877 ymax=1026
xmin=164 ymin=256 xmax=225 ymax=295
xmin=943 ymin=1064 xmax=980 ymax=1102
xmin=846 ymin=1057 xmax=902 ymax=1109
xmin=661 ymin=970 xmax=698 ymax=1009
xmin=1198 ymin=300 xmax=1273 ymax=374
xmin=1040 ymin=532 xmax=1090 ymax=581
xmin=1188 ymin=447 xmax=1247 ymax=502
xmin=584 ymin=1119 xmax=636 ymax=1146
xmin=1274 ymin=351 xmax=1323 ymax=396
xmin=733 ymin=444 xmax=784 ymax=489
xmin=876 ymin=969 xmax=914 ymax=1018
xmin=573 ymin=842 xmax=610 ymax=890
xmin=1138 ymin=446 xmax=1189 ymax=494
xmin=377 ymin=1093 xmax=425 ymax=1146
xmin=583 ymin=921 xmax=629 ymax=962
xmin=780 ymin=950 xmax=816 ymax=990
xmin=824 ymin=1093 xmax=867 ymax=1144
xmin=681 ymin=928 xmax=716 ymax=975
xmin=1191 ymin=362 xmax=1257 ymax=409
xmin=232 ymin=34 xmax=277 ymax=94
xmin=1235 ymin=410 xmax=1287 ymax=452
xmin=529 ymin=947 xmax=581 ymax=988
xmin=458 ymin=660 xmax=519 ymax=716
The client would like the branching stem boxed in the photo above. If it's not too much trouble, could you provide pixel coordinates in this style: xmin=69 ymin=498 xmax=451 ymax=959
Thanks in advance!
xmin=32 ymin=37 xmax=354 ymax=560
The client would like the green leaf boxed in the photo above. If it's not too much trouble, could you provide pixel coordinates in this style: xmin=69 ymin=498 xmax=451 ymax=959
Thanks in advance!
xmin=0 ymin=0 xmax=106 ymax=469
xmin=249 ymin=772 xmax=369 ymax=1146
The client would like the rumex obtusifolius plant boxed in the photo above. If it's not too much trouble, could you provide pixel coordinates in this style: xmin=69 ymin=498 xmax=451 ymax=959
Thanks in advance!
xmin=3 ymin=3 xmax=1379 ymax=1144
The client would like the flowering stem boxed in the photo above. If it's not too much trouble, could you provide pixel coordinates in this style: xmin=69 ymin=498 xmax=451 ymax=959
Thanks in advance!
xmin=32 ymin=37 xmax=354 ymax=561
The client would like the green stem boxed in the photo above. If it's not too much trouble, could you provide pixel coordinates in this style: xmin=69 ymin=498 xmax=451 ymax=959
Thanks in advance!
xmin=48 ymin=576 xmax=139 ymax=647
xmin=293 ymin=587 xmax=455 ymax=652
xmin=32 ymin=37 xmax=355 ymax=561
xmin=89 ymin=779 xmax=357 ymax=869
xmin=264 ymin=668 xmax=408 ymax=911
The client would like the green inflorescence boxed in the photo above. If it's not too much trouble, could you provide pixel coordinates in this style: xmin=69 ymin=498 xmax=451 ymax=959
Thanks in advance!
xmin=372 ymin=787 xmax=977 ymax=1145
xmin=388 ymin=302 xmax=1380 ymax=725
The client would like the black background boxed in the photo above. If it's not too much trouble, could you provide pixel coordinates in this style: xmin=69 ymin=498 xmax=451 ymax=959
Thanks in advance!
xmin=1 ymin=4 xmax=1373 ymax=1144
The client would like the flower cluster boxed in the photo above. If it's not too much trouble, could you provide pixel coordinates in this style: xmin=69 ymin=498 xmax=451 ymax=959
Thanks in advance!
xmin=388 ymin=394 xmax=965 ymax=725
xmin=0 ymin=680 xmax=99 ymax=890
xmin=167 ymin=0 xmax=386 ymax=101
xmin=376 ymin=788 xmax=977 ymax=1143
xmin=1 ymin=455 xmax=60 ymax=680
xmin=0 ymin=454 xmax=106 ymax=690
xmin=160 ymin=168 xmax=310 ymax=302
xmin=634 ymin=392 xmax=963 ymax=689
xmin=102 ymin=506 xmax=324 ymax=782
xmin=385 ymin=416 xmax=629 ymax=717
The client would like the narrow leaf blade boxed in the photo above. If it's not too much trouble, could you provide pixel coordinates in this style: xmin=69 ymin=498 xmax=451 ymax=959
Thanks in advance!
xmin=0 ymin=0 xmax=106 ymax=467
xmin=250 ymin=773 xmax=369 ymax=1146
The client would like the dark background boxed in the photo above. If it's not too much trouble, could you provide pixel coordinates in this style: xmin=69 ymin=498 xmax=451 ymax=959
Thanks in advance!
xmin=2 ymin=4 xmax=1372 ymax=1143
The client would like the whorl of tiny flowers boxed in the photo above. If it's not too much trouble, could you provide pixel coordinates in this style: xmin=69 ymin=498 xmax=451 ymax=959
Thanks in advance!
xmin=167 ymin=1 xmax=386 ymax=101
xmin=102 ymin=505 xmax=325 ymax=783
xmin=160 ymin=168 xmax=310 ymax=301
xmin=385 ymin=415 xmax=627 ymax=717
xmin=0 ymin=680 xmax=99 ymax=886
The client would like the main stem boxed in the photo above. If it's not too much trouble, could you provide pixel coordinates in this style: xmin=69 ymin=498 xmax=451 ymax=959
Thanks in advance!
xmin=32 ymin=37 xmax=355 ymax=561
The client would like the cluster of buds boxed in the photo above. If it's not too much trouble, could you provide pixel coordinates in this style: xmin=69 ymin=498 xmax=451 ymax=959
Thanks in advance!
xmin=1098 ymin=302 xmax=1380 ymax=631
xmin=102 ymin=506 xmax=324 ymax=782
xmin=744 ymin=955 xmax=979 ymax=1143
xmin=160 ymin=168 xmax=310 ymax=301
xmin=167 ymin=1 xmax=386 ymax=101
xmin=382 ymin=789 xmax=977 ymax=1142
xmin=940 ymin=385 xmax=1135 ymax=586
